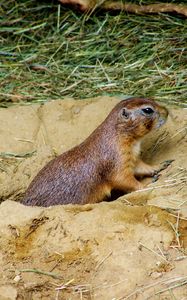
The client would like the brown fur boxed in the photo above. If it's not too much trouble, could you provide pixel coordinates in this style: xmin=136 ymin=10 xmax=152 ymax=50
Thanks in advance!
xmin=22 ymin=97 xmax=168 ymax=207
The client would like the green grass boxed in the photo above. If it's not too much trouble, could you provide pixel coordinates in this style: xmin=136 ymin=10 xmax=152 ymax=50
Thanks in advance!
xmin=1 ymin=0 xmax=187 ymax=107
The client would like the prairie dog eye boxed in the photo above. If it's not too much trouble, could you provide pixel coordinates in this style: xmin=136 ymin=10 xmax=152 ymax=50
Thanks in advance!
xmin=141 ymin=107 xmax=154 ymax=115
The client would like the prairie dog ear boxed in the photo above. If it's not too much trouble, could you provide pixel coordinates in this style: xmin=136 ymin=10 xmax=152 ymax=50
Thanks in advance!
xmin=120 ymin=108 xmax=130 ymax=119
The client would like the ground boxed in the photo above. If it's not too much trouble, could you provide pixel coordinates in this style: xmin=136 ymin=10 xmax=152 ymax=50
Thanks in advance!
xmin=1 ymin=1 xmax=187 ymax=298
xmin=0 ymin=96 xmax=187 ymax=300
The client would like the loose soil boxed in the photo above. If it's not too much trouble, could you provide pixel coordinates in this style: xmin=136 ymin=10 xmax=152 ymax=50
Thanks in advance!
xmin=0 ymin=96 xmax=186 ymax=300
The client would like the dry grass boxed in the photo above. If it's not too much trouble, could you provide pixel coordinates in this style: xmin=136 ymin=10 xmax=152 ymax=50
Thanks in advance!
xmin=1 ymin=0 xmax=187 ymax=107
xmin=121 ymin=275 xmax=187 ymax=299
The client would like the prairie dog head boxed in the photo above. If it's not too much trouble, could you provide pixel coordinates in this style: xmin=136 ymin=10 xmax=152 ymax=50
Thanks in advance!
xmin=114 ymin=97 xmax=168 ymax=138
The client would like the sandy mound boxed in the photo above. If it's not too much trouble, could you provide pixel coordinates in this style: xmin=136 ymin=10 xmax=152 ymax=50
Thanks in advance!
xmin=0 ymin=96 xmax=186 ymax=299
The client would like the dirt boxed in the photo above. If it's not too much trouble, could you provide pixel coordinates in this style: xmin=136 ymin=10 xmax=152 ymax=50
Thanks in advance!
xmin=0 ymin=96 xmax=186 ymax=300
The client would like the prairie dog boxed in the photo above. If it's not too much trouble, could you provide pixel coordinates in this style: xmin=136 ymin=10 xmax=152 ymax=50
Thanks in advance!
xmin=22 ymin=97 xmax=168 ymax=206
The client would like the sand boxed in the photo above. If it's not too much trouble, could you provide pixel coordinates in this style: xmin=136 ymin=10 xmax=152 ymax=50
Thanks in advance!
xmin=0 ymin=96 xmax=186 ymax=300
